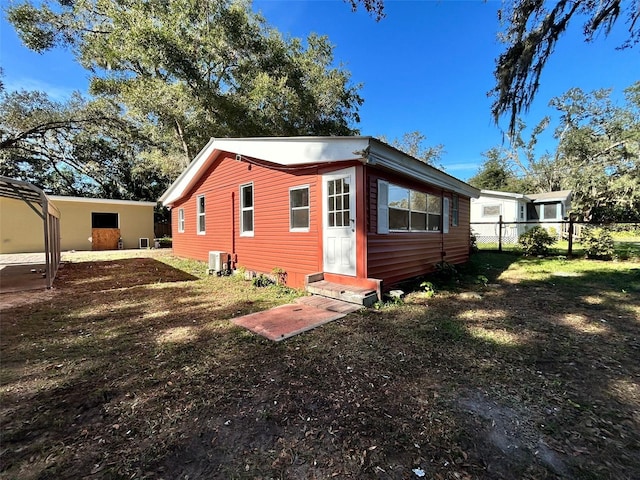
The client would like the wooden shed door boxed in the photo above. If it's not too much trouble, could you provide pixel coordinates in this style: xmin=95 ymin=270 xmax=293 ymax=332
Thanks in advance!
xmin=322 ymin=167 xmax=356 ymax=276
xmin=91 ymin=212 xmax=120 ymax=250
xmin=92 ymin=228 xmax=120 ymax=250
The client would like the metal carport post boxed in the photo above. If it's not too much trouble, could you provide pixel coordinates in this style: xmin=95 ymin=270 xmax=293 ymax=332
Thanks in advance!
xmin=0 ymin=176 xmax=61 ymax=288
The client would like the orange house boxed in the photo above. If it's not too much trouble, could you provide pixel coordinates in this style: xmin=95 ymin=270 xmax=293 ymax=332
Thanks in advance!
xmin=160 ymin=137 xmax=479 ymax=296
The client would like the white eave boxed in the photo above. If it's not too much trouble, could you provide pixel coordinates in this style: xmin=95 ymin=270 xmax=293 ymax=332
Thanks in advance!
xmin=48 ymin=195 xmax=157 ymax=207
xmin=160 ymin=136 xmax=480 ymax=207
xmin=477 ymin=189 xmax=528 ymax=200
xmin=367 ymin=139 xmax=480 ymax=199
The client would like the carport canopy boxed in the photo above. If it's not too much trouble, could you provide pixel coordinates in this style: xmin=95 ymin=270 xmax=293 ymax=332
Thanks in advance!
xmin=0 ymin=176 xmax=61 ymax=288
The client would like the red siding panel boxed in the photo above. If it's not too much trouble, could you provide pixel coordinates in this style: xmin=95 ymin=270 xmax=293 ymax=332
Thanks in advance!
xmin=172 ymin=153 xmax=322 ymax=288
xmin=365 ymin=168 xmax=472 ymax=287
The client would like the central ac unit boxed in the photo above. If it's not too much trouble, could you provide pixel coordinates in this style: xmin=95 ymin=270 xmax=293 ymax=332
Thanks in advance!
xmin=208 ymin=251 xmax=229 ymax=274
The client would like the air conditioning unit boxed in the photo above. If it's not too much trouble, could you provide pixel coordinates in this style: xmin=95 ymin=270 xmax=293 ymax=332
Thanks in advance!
xmin=208 ymin=251 xmax=229 ymax=275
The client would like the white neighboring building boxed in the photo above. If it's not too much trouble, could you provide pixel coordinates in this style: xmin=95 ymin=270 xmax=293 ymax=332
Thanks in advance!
xmin=470 ymin=189 xmax=572 ymax=243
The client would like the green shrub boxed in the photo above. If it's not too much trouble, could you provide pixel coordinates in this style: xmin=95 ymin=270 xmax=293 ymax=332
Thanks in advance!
xmin=581 ymin=227 xmax=614 ymax=260
xmin=252 ymin=274 xmax=275 ymax=287
xmin=157 ymin=236 xmax=172 ymax=248
xmin=419 ymin=281 xmax=436 ymax=298
xmin=518 ymin=226 xmax=556 ymax=256
xmin=547 ymin=226 xmax=558 ymax=239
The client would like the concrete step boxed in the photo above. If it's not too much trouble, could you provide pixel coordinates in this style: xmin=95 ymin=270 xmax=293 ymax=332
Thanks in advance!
xmin=295 ymin=295 xmax=363 ymax=314
xmin=305 ymin=280 xmax=378 ymax=307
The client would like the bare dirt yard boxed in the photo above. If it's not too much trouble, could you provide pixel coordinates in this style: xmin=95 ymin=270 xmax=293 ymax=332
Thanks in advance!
xmin=1 ymin=251 xmax=639 ymax=479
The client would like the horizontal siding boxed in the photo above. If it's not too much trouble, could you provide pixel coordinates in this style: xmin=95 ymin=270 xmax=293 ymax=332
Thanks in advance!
xmin=443 ymin=196 xmax=471 ymax=264
xmin=172 ymin=153 xmax=322 ymax=288
xmin=366 ymin=168 xmax=472 ymax=287
xmin=367 ymin=234 xmax=445 ymax=285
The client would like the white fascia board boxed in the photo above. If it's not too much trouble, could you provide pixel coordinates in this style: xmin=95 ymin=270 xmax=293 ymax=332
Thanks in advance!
xmin=213 ymin=136 xmax=371 ymax=165
xmin=367 ymin=143 xmax=480 ymax=198
xmin=49 ymin=195 xmax=156 ymax=207
xmin=530 ymin=194 xmax=571 ymax=203
xmin=479 ymin=189 xmax=527 ymax=200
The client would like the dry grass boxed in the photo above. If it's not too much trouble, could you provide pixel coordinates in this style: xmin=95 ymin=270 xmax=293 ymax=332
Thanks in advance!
xmin=1 ymin=251 xmax=639 ymax=479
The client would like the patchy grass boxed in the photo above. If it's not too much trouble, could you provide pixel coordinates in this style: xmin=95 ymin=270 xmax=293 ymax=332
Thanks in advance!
xmin=1 ymin=251 xmax=639 ymax=479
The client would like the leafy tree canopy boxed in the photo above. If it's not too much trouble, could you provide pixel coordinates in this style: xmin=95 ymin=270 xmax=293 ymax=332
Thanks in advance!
xmin=492 ymin=0 xmax=639 ymax=134
xmin=5 ymin=0 xmax=363 ymax=197
xmin=467 ymin=147 xmax=530 ymax=192
xmin=0 ymin=87 xmax=176 ymax=200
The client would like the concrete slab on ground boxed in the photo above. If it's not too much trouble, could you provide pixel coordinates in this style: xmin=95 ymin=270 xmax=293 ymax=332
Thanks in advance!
xmin=232 ymin=297 xmax=361 ymax=341
xmin=0 ymin=253 xmax=48 ymax=293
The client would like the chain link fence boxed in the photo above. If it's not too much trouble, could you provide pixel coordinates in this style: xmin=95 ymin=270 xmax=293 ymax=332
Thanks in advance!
xmin=470 ymin=218 xmax=640 ymax=258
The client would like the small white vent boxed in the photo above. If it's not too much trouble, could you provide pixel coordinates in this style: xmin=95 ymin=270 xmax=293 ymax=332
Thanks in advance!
xmin=139 ymin=238 xmax=149 ymax=249
xmin=208 ymin=251 xmax=229 ymax=274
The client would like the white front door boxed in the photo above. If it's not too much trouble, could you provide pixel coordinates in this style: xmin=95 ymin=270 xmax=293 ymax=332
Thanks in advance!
xmin=322 ymin=167 xmax=356 ymax=276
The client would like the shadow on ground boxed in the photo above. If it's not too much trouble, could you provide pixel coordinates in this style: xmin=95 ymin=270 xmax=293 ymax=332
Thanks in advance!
xmin=1 ymin=253 xmax=639 ymax=479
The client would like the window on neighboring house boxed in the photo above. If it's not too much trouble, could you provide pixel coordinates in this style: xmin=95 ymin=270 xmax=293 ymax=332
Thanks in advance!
xmin=240 ymin=183 xmax=254 ymax=236
xmin=544 ymin=203 xmax=558 ymax=220
xmin=452 ymin=195 xmax=459 ymax=227
xmin=519 ymin=204 xmax=525 ymax=220
xmin=290 ymin=186 xmax=310 ymax=231
xmin=528 ymin=203 xmax=560 ymax=220
xmin=482 ymin=205 xmax=501 ymax=217
xmin=385 ymin=182 xmax=441 ymax=232
xmin=178 ymin=208 xmax=185 ymax=233
xmin=197 ymin=195 xmax=205 ymax=234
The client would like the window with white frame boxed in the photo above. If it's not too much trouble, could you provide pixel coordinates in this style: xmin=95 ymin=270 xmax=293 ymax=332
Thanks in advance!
xmin=290 ymin=186 xmax=310 ymax=231
xmin=178 ymin=208 xmax=185 ymax=233
xmin=452 ymin=195 xmax=459 ymax=227
xmin=240 ymin=183 xmax=254 ymax=235
xmin=383 ymin=182 xmax=441 ymax=232
xmin=196 ymin=195 xmax=205 ymax=234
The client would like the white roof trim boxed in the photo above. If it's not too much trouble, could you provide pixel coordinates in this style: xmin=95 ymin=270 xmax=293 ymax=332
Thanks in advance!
xmin=160 ymin=137 xmax=480 ymax=207
xmin=367 ymin=140 xmax=480 ymax=198
xmin=48 ymin=195 xmax=156 ymax=207
xmin=478 ymin=189 xmax=528 ymax=200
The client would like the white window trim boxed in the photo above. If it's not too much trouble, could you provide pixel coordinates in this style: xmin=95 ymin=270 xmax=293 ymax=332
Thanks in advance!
xmin=289 ymin=185 xmax=310 ymax=232
xmin=240 ymin=183 xmax=254 ymax=237
xmin=452 ymin=195 xmax=459 ymax=227
xmin=443 ymin=197 xmax=450 ymax=234
xmin=178 ymin=208 xmax=185 ymax=233
xmin=196 ymin=195 xmax=205 ymax=235
xmin=382 ymin=181 xmax=442 ymax=233
xmin=377 ymin=180 xmax=389 ymax=234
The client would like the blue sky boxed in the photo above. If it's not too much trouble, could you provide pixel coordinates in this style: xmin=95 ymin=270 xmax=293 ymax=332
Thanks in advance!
xmin=1 ymin=0 xmax=637 ymax=180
